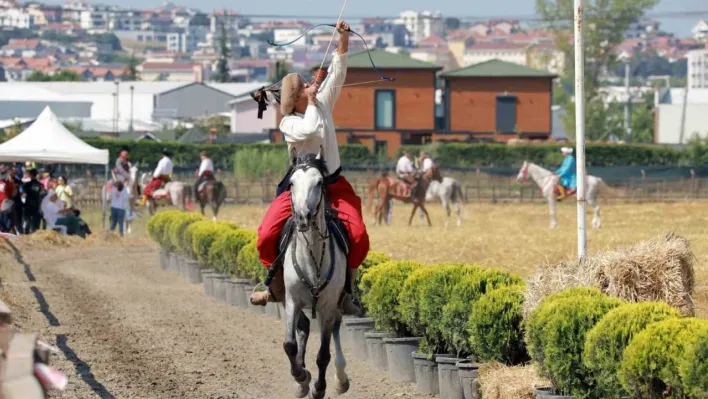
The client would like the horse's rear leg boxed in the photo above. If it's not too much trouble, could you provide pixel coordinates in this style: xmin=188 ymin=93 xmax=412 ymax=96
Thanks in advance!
xmin=408 ymin=204 xmax=418 ymax=226
xmin=333 ymin=318 xmax=350 ymax=394
xmin=283 ymin=302 xmax=310 ymax=398
xmin=421 ymin=205 xmax=432 ymax=227
xmin=311 ymin=316 xmax=334 ymax=399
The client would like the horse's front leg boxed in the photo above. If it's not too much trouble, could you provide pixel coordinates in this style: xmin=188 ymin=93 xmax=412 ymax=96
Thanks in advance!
xmin=295 ymin=311 xmax=310 ymax=375
xmin=547 ymin=195 xmax=557 ymax=229
xmin=441 ymin=198 xmax=450 ymax=228
xmin=408 ymin=204 xmax=418 ymax=226
xmin=284 ymin=301 xmax=311 ymax=398
xmin=333 ymin=317 xmax=350 ymax=394
xmin=310 ymin=315 xmax=334 ymax=399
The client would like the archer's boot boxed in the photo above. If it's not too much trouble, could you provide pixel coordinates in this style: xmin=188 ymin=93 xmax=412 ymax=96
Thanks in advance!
xmin=557 ymin=185 xmax=567 ymax=201
xmin=137 ymin=195 xmax=147 ymax=206
xmin=340 ymin=268 xmax=364 ymax=317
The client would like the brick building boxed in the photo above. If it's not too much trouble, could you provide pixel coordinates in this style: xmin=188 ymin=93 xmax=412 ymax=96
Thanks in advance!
xmin=271 ymin=49 xmax=442 ymax=157
xmin=440 ymin=59 xmax=556 ymax=141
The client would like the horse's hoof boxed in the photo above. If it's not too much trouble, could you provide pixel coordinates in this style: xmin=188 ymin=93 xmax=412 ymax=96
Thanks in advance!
xmin=309 ymin=389 xmax=326 ymax=399
xmin=335 ymin=378 xmax=350 ymax=395
xmin=294 ymin=370 xmax=311 ymax=398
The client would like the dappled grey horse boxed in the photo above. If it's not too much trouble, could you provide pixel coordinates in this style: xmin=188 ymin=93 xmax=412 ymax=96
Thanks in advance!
xmin=281 ymin=147 xmax=349 ymax=399
xmin=423 ymin=177 xmax=464 ymax=227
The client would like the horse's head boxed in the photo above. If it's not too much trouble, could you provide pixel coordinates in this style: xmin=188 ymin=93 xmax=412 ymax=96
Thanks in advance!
xmin=516 ymin=161 xmax=530 ymax=182
xmin=130 ymin=162 xmax=140 ymax=183
xmin=289 ymin=146 xmax=327 ymax=233
xmin=429 ymin=163 xmax=443 ymax=183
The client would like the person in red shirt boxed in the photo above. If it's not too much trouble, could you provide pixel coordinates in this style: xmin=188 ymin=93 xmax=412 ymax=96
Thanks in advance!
xmin=0 ymin=165 xmax=16 ymax=232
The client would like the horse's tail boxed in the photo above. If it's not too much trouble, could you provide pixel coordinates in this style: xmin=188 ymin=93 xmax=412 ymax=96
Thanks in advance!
xmin=215 ymin=181 xmax=227 ymax=205
xmin=367 ymin=179 xmax=380 ymax=216
xmin=597 ymin=178 xmax=625 ymax=198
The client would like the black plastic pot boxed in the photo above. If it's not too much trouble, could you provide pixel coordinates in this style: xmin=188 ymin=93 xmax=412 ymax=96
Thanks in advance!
xmin=437 ymin=356 xmax=465 ymax=399
xmin=201 ymin=269 xmax=216 ymax=296
xmin=265 ymin=302 xmax=280 ymax=319
xmin=384 ymin=337 xmax=421 ymax=383
xmin=159 ymin=251 xmax=168 ymax=270
xmin=413 ymin=352 xmax=440 ymax=395
xmin=184 ymin=259 xmax=202 ymax=284
xmin=228 ymin=279 xmax=251 ymax=309
xmin=535 ymin=388 xmax=575 ymax=399
xmin=346 ymin=318 xmax=375 ymax=361
xmin=365 ymin=332 xmax=394 ymax=371
xmin=457 ymin=361 xmax=480 ymax=399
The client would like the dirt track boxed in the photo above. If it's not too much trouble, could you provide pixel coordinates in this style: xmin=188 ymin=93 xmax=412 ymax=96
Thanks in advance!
xmin=0 ymin=241 xmax=430 ymax=399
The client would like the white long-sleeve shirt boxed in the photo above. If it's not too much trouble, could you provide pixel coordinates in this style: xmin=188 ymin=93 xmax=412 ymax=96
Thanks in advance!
xmin=421 ymin=158 xmax=433 ymax=172
xmin=198 ymin=158 xmax=214 ymax=176
xmin=396 ymin=156 xmax=414 ymax=177
xmin=279 ymin=52 xmax=348 ymax=175
xmin=153 ymin=157 xmax=173 ymax=178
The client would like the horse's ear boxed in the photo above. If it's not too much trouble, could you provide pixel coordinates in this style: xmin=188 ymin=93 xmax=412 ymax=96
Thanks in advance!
xmin=289 ymin=147 xmax=298 ymax=167
xmin=315 ymin=145 xmax=324 ymax=161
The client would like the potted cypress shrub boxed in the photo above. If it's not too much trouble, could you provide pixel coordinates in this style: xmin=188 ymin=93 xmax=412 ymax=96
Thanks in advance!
xmin=210 ymin=229 xmax=258 ymax=310
xmin=526 ymin=287 xmax=622 ymax=399
xmin=398 ymin=264 xmax=480 ymax=399
xmin=341 ymin=251 xmax=391 ymax=350
xmin=583 ymin=302 xmax=680 ymax=399
xmin=361 ymin=260 xmax=423 ymax=378
xmin=147 ymin=210 xmax=181 ymax=269
xmin=620 ymin=318 xmax=708 ymax=399
xmin=680 ymin=323 xmax=708 ymax=398
xmin=168 ymin=213 xmax=203 ymax=282
xmin=192 ymin=222 xmax=238 ymax=300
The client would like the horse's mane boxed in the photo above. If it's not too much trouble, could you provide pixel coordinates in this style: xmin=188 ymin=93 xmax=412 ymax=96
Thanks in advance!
xmin=293 ymin=153 xmax=328 ymax=176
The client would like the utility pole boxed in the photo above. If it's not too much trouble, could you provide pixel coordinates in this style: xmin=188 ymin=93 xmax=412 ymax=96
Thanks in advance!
xmin=679 ymin=77 xmax=689 ymax=145
xmin=574 ymin=0 xmax=587 ymax=261
xmin=129 ymin=85 xmax=134 ymax=133
xmin=624 ymin=62 xmax=632 ymax=142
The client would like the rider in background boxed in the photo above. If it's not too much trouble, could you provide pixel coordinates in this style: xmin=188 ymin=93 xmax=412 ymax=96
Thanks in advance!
xmin=114 ymin=147 xmax=132 ymax=183
xmin=194 ymin=151 xmax=215 ymax=196
xmin=555 ymin=147 xmax=577 ymax=201
xmin=139 ymin=149 xmax=173 ymax=206
xmin=419 ymin=151 xmax=434 ymax=173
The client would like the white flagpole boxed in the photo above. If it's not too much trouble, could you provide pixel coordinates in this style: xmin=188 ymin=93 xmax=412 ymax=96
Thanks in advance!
xmin=574 ymin=0 xmax=587 ymax=260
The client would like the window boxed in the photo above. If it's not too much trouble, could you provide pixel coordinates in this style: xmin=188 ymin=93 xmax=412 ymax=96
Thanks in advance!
xmin=374 ymin=89 xmax=395 ymax=129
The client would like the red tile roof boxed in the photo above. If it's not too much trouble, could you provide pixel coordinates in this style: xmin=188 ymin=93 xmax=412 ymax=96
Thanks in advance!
xmin=420 ymin=35 xmax=447 ymax=47
xmin=4 ymin=39 xmax=40 ymax=49
xmin=141 ymin=62 xmax=195 ymax=71
xmin=466 ymin=41 xmax=527 ymax=51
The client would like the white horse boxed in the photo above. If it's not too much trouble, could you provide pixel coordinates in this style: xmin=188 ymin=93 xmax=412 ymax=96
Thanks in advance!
xmin=282 ymin=147 xmax=349 ymax=399
xmin=138 ymin=172 xmax=189 ymax=215
xmin=423 ymin=177 xmax=464 ymax=227
xmin=516 ymin=161 xmax=607 ymax=229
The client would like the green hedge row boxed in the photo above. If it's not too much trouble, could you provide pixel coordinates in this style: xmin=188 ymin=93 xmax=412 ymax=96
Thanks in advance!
xmin=398 ymin=143 xmax=706 ymax=167
xmin=84 ymin=138 xmax=708 ymax=169
xmin=147 ymin=212 xmax=708 ymax=399
xmin=361 ymin=260 xmax=527 ymax=363
xmin=146 ymin=211 xmax=265 ymax=283
xmin=83 ymin=139 xmax=375 ymax=169
xmin=525 ymin=287 xmax=708 ymax=398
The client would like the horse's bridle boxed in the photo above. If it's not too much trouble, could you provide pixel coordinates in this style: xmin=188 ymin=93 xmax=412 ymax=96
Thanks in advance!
xmin=287 ymin=158 xmax=335 ymax=320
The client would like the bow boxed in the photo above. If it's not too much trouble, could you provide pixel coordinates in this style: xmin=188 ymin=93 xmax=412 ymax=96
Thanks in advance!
xmin=267 ymin=23 xmax=395 ymax=86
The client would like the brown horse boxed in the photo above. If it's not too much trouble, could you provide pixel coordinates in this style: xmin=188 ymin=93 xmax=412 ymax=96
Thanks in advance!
xmin=366 ymin=164 xmax=443 ymax=226
xmin=195 ymin=180 xmax=227 ymax=221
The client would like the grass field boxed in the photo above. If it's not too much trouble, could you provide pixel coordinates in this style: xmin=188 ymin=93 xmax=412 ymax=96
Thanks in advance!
xmin=83 ymin=201 xmax=708 ymax=317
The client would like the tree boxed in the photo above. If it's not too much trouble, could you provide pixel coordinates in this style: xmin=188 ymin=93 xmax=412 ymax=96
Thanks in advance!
xmin=537 ymin=0 xmax=660 ymax=139
xmin=190 ymin=12 xmax=210 ymax=27
xmin=629 ymin=92 xmax=655 ymax=143
xmin=445 ymin=17 xmax=461 ymax=30
xmin=269 ymin=60 xmax=289 ymax=82
xmin=213 ymin=20 xmax=231 ymax=83
xmin=26 ymin=70 xmax=82 ymax=82
xmin=124 ymin=53 xmax=140 ymax=81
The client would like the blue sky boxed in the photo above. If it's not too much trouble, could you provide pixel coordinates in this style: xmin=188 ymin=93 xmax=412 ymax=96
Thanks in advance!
xmin=44 ymin=0 xmax=708 ymax=36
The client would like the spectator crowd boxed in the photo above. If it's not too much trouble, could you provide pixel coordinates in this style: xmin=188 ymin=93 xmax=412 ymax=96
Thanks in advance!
xmin=0 ymin=162 xmax=91 ymax=238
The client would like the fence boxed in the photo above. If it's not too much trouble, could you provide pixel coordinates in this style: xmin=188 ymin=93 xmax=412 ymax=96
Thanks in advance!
xmin=74 ymin=170 xmax=708 ymax=209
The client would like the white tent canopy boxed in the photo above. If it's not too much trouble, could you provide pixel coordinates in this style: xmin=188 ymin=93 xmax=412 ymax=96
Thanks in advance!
xmin=0 ymin=106 xmax=108 ymax=165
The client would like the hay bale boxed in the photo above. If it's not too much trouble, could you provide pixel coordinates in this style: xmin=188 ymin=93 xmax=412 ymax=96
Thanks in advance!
xmin=523 ymin=260 xmax=599 ymax=318
xmin=479 ymin=363 xmax=549 ymax=399
xmin=524 ymin=232 xmax=696 ymax=318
